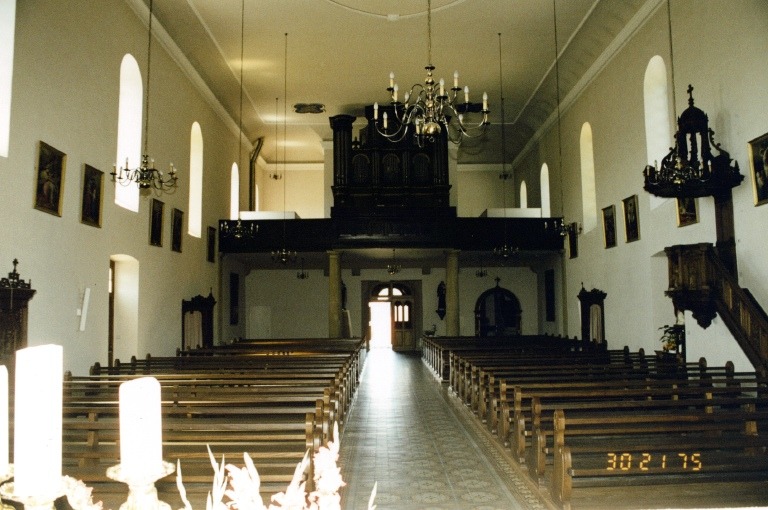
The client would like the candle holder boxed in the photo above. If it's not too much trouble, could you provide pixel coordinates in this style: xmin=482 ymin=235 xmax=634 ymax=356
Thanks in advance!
xmin=106 ymin=460 xmax=175 ymax=510
xmin=0 ymin=466 xmax=64 ymax=510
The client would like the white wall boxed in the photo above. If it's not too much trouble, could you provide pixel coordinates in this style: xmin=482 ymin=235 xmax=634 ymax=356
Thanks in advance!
xmin=0 ymin=0 xmax=238 ymax=374
xmin=513 ymin=0 xmax=768 ymax=366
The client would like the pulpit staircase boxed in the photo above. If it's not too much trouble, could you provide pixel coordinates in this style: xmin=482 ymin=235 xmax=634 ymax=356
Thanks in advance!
xmin=665 ymin=243 xmax=768 ymax=377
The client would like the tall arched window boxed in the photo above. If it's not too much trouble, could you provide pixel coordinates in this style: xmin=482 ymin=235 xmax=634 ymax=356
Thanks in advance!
xmin=0 ymin=0 xmax=16 ymax=158
xmin=188 ymin=122 xmax=203 ymax=237
xmin=230 ymin=163 xmax=239 ymax=220
xmin=115 ymin=54 xmax=143 ymax=212
xmin=519 ymin=181 xmax=528 ymax=209
xmin=644 ymin=56 xmax=671 ymax=209
xmin=540 ymin=163 xmax=551 ymax=217
xmin=580 ymin=122 xmax=597 ymax=232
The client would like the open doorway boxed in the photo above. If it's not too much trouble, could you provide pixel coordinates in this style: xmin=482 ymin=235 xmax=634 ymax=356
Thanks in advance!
xmin=109 ymin=254 xmax=139 ymax=365
xmin=362 ymin=280 xmax=422 ymax=352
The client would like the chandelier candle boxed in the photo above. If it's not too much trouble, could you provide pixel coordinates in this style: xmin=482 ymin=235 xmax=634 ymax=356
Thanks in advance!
xmin=13 ymin=344 xmax=63 ymax=500
xmin=119 ymin=377 xmax=163 ymax=480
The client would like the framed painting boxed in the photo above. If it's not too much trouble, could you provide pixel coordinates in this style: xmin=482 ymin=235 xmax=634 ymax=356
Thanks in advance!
xmin=676 ymin=197 xmax=698 ymax=227
xmin=602 ymin=205 xmax=616 ymax=249
xmin=171 ymin=208 xmax=184 ymax=253
xmin=149 ymin=198 xmax=164 ymax=247
xmin=34 ymin=141 xmax=66 ymax=216
xmin=207 ymin=226 xmax=216 ymax=263
xmin=622 ymin=194 xmax=640 ymax=242
xmin=568 ymin=222 xmax=578 ymax=259
xmin=80 ymin=164 xmax=103 ymax=227
xmin=748 ymin=131 xmax=768 ymax=206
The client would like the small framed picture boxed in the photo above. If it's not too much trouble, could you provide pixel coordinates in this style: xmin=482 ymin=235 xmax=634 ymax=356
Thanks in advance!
xmin=171 ymin=208 xmax=184 ymax=253
xmin=622 ymin=195 xmax=640 ymax=243
xmin=676 ymin=197 xmax=698 ymax=227
xmin=568 ymin=222 xmax=578 ymax=259
xmin=207 ymin=226 xmax=216 ymax=263
xmin=149 ymin=198 xmax=164 ymax=247
xmin=34 ymin=141 xmax=66 ymax=216
xmin=602 ymin=205 xmax=617 ymax=249
xmin=748 ymin=132 xmax=768 ymax=206
xmin=80 ymin=164 xmax=103 ymax=227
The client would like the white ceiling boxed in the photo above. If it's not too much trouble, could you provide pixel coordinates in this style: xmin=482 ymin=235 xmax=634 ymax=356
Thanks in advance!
xmin=143 ymin=0 xmax=652 ymax=165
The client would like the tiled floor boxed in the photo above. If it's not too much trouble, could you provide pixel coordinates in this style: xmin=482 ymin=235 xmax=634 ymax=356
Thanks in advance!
xmin=339 ymin=348 xmax=548 ymax=510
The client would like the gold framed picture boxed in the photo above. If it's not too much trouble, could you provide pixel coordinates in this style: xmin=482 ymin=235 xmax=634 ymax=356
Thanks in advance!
xmin=80 ymin=164 xmax=103 ymax=227
xmin=602 ymin=205 xmax=616 ymax=249
xmin=622 ymin=195 xmax=640 ymax=243
xmin=676 ymin=197 xmax=698 ymax=227
xmin=149 ymin=198 xmax=164 ymax=247
xmin=748 ymin=131 xmax=768 ymax=206
xmin=34 ymin=141 xmax=66 ymax=216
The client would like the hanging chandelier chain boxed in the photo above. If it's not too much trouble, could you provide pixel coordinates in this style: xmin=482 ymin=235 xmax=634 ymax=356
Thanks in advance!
xmin=427 ymin=0 xmax=432 ymax=66
xmin=143 ymin=0 xmax=154 ymax=157
xmin=666 ymin=0 xmax=678 ymax=120
xmin=237 ymin=0 xmax=245 ymax=166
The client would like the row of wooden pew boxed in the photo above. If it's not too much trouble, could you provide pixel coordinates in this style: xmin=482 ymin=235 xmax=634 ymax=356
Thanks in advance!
xmin=422 ymin=335 xmax=768 ymax=509
xmin=55 ymin=338 xmax=366 ymax=504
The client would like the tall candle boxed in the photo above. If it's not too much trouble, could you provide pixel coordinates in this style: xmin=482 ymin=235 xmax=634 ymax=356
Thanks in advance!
xmin=119 ymin=377 xmax=163 ymax=480
xmin=0 ymin=366 xmax=7 ymax=474
xmin=14 ymin=344 xmax=63 ymax=499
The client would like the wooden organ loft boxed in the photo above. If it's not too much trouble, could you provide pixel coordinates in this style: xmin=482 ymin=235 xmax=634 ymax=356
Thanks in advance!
xmin=329 ymin=106 xmax=454 ymax=220
xmin=219 ymin=106 xmax=564 ymax=254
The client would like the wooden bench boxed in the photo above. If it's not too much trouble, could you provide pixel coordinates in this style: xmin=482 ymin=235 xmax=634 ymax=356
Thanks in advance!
xmin=548 ymin=407 xmax=768 ymax=509
xmin=522 ymin=379 xmax=768 ymax=478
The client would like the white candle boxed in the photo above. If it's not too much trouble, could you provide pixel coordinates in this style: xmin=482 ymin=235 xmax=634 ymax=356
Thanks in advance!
xmin=14 ymin=344 xmax=63 ymax=499
xmin=483 ymin=92 xmax=488 ymax=110
xmin=464 ymin=86 xmax=469 ymax=103
xmin=392 ymin=84 xmax=398 ymax=103
xmin=373 ymin=102 xmax=378 ymax=120
xmin=389 ymin=72 xmax=394 ymax=89
xmin=383 ymin=112 xmax=388 ymax=130
xmin=439 ymin=78 xmax=445 ymax=96
xmin=119 ymin=377 xmax=163 ymax=480
xmin=0 ymin=366 xmax=7 ymax=474
xmin=453 ymin=70 xmax=459 ymax=88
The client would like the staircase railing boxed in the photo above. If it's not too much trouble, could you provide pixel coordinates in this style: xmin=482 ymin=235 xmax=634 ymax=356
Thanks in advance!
xmin=665 ymin=243 xmax=768 ymax=376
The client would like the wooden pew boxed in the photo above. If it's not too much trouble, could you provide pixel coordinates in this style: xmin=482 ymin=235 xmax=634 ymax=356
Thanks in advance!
xmin=522 ymin=378 xmax=768 ymax=478
xmin=548 ymin=407 xmax=768 ymax=510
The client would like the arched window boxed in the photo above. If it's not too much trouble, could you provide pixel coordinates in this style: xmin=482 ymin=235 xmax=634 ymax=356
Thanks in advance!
xmin=115 ymin=54 xmax=143 ymax=212
xmin=519 ymin=181 xmax=528 ymax=209
xmin=230 ymin=163 xmax=239 ymax=220
xmin=188 ymin=122 xmax=203 ymax=237
xmin=0 ymin=0 xmax=16 ymax=158
xmin=644 ymin=56 xmax=671 ymax=209
xmin=540 ymin=163 xmax=551 ymax=217
xmin=580 ymin=122 xmax=597 ymax=232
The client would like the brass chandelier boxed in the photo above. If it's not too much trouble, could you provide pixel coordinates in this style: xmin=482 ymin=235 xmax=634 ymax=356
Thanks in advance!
xmin=373 ymin=0 xmax=489 ymax=146
xmin=111 ymin=0 xmax=177 ymax=193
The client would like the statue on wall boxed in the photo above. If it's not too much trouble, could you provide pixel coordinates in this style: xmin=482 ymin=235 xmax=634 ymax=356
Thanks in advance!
xmin=436 ymin=281 xmax=446 ymax=320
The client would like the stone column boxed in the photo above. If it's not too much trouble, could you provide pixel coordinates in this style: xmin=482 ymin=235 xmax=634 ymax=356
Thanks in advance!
xmin=445 ymin=250 xmax=460 ymax=336
xmin=328 ymin=250 xmax=342 ymax=338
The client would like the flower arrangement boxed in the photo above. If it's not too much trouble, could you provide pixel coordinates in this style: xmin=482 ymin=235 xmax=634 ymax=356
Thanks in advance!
xmin=60 ymin=422 xmax=376 ymax=510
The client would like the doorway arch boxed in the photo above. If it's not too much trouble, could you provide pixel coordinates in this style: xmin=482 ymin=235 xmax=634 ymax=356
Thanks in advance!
xmin=362 ymin=280 xmax=422 ymax=351
xmin=474 ymin=280 xmax=522 ymax=337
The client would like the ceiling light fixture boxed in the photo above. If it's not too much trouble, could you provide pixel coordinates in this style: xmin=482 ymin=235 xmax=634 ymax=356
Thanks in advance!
xmin=373 ymin=0 xmax=489 ymax=147
xmin=111 ymin=0 xmax=177 ymax=193
xmin=221 ymin=0 xmax=257 ymax=241
xmin=642 ymin=0 xmax=742 ymax=198
xmin=493 ymin=33 xmax=517 ymax=260
xmin=272 ymin=33 xmax=296 ymax=265
xmin=387 ymin=249 xmax=401 ymax=275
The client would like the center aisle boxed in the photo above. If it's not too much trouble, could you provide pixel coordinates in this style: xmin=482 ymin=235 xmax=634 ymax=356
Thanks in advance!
xmin=338 ymin=347 xmax=549 ymax=510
